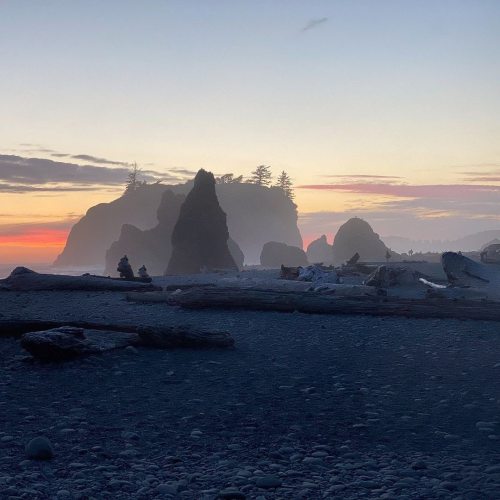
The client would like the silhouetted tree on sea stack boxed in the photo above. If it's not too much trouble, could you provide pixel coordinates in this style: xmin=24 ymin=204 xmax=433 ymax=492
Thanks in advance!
xmin=275 ymin=170 xmax=294 ymax=200
xmin=216 ymin=173 xmax=243 ymax=184
xmin=250 ymin=165 xmax=272 ymax=186
xmin=124 ymin=163 xmax=145 ymax=194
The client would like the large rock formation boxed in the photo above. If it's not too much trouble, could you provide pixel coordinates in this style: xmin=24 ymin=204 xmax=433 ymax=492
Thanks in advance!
xmin=217 ymin=184 xmax=302 ymax=264
xmin=55 ymin=184 xmax=167 ymax=267
xmin=166 ymin=170 xmax=237 ymax=274
xmin=332 ymin=218 xmax=391 ymax=265
xmin=105 ymin=189 xmax=244 ymax=275
xmin=227 ymin=238 xmax=244 ymax=270
xmin=55 ymin=182 xmax=302 ymax=268
xmin=306 ymin=235 xmax=333 ymax=264
xmin=260 ymin=241 xmax=308 ymax=268
xmin=105 ymin=190 xmax=185 ymax=276
xmin=480 ymin=242 xmax=500 ymax=264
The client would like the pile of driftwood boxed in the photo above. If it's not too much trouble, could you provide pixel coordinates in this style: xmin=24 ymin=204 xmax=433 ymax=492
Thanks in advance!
xmin=126 ymin=252 xmax=500 ymax=322
xmin=4 ymin=253 xmax=500 ymax=364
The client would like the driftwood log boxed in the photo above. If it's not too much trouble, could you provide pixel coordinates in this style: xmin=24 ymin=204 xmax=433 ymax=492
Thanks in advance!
xmin=127 ymin=283 xmax=380 ymax=304
xmin=20 ymin=327 xmax=140 ymax=361
xmin=0 ymin=267 xmax=160 ymax=292
xmin=169 ymin=287 xmax=500 ymax=322
xmin=0 ymin=319 xmax=234 ymax=350
xmin=136 ymin=325 xmax=234 ymax=349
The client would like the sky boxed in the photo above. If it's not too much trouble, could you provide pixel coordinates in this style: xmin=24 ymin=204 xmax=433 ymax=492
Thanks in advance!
xmin=1 ymin=0 xmax=500 ymax=262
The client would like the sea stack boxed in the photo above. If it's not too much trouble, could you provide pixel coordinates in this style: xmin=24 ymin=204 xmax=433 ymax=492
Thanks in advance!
xmin=332 ymin=217 xmax=391 ymax=264
xmin=306 ymin=235 xmax=333 ymax=265
xmin=166 ymin=169 xmax=237 ymax=274
xmin=105 ymin=190 xmax=186 ymax=276
xmin=260 ymin=241 xmax=308 ymax=267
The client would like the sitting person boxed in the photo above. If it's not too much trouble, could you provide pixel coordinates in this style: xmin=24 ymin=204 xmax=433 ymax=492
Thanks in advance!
xmin=138 ymin=265 xmax=150 ymax=279
xmin=117 ymin=255 xmax=134 ymax=280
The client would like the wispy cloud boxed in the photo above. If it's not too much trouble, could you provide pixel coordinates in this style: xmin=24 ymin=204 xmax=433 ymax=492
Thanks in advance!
xmin=18 ymin=143 xmax=170 ymax=169
xmin=301 ymin=17 xmax=328 ymax=32
xmin=298 ymin=182 xmax=500 ymax=199
xmin=17 ymin=143 xmax=56 ymax=154
xmin=454 ymin=162 xmax=500 ymax=170
xmin=0 ymin=154 xmax=191 ymax=192
xmin=460 ymin=167 xmax=500 ymax=183
xmin=298 ymin=180 xmax=500 ymax=241
xmin=54 ymin=153 xmax=131 ymax=166
xmin=466 ymin=176 xmax=500 ymax=182
xmin=0 ymin=183 xmax=99 ymax=193
xmin=169 ymin=167 xmax=199 ymax=176
xmin=321 ymin=174 xmax=403 ymax=181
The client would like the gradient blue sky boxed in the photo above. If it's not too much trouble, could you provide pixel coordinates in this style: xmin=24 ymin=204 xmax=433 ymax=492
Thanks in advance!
xmin=0 ymin=1 xmax=499 ymax=260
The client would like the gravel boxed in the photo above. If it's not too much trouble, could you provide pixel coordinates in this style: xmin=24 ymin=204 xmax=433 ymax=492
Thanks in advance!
xmin=0 ymin=289 xmax=499 ymax=498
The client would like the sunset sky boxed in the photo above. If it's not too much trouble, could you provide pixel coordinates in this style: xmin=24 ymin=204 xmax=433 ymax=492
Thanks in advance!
xmin=1 ymin=1 xmax=500 ymax=263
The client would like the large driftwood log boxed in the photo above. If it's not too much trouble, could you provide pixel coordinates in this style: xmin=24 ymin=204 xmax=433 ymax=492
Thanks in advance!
xmin=0 ymin=320 xmax=234 ymax=350
xmin=20 ymin=327 xmax=140 ymax=361
xmin=0 ymin=267 xmax=160 ymax=292
xmin=126 ymin=283 xmax=379 ymax=304
xmin=170 ymin=287 xmax=500 ymax=322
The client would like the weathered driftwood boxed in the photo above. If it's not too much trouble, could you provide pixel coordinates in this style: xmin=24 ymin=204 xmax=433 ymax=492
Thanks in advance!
xmin=0 ymin=267 xmax=160 ymax=292
xmin=424 ymin=286 xmax=488 ymax=300
xmin=127 ymin=291 xmax=173 ymax=303
xmin=165 ymin=283 xmax=216 ymax=291
xmin=136 ymin=325 xmax=234 ymax=349
xmin=340 ymin=262 xmax=376 ymax=276
xmin=20 ymin=327 xmax=140 ymax=361
xmin=0 ymin=319 xmax=234 ymax=350
xmin=127 ymin=283 xmax=380 ymax=305
xmin=170 ymin=287 xmax=500 ymax=322
xmin=280 ymin=265 xmax=300 ymax=280
xmin=442 ymin=252 xmax=500 ymax=285
xmin=480 ymin=243 xmax=500 ymax=264
xmin=441 ymin=252 xmax=500 ymax=300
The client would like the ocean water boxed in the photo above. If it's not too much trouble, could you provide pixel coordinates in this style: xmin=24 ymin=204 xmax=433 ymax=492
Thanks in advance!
xmin=0 ymin=264 xmax=106 ymax=279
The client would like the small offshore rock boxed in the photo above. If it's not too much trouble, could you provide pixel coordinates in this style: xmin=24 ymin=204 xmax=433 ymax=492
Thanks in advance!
xmin=25 ymin=437 xmax=54 ymax=460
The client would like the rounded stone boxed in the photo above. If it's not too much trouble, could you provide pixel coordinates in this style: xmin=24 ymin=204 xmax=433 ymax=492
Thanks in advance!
xmin=255 ymin=475 xmax=283 ymax=489
xmin=25 ymin=436 xmax=54 ymax=460
xmin=157 ymin=483 xmax=178 ymax=495
xmin=218 ymin=488 xmax=246 ymax=499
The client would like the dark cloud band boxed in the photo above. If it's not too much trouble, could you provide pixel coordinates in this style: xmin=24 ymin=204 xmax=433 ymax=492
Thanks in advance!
xmin=0 ymin=155 xmax=188 ymax=192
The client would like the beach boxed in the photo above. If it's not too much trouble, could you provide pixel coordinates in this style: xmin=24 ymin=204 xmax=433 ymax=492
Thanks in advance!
xmin=0 ymin=286 xmax=499 ymax=499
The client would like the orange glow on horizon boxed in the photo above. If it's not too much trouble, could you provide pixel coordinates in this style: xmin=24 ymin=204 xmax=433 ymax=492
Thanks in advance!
xmin=0 ymin=229 xmax=69 ymax=249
